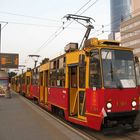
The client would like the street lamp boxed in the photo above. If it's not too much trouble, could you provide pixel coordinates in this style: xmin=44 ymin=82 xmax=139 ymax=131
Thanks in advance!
xmin=28 ymin=55 xmax=40 ymax=68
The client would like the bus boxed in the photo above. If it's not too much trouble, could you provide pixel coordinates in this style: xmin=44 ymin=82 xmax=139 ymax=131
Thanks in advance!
xmin=0 ymin=70 xmax=9 ymax=97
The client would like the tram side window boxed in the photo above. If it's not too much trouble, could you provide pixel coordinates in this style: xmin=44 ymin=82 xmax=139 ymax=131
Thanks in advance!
xmin=45 ymin=71 xmax=48 ymax=87
xmin=22 ymin=78 xmax=25 ymax=84
xmin=32 ymin=73 xmax=39 ymax=86
xmin=53 ymin=61 xmax=57 ymax=69
xmin=16 ymin=79 xmax=18 ymax=86
xmin=71 ymin=67 xmax=77 ymax=88
xmin=50 ymin=69 xmax=65 ymax=87
xmin=50 ymin=70 xmax=57 ymax=87
xmin=89 ymin=50 xmax=101 ymax=88
xmin=57 ymin=68 xmax=65 ymax=87
xmin=57 ymin=59 xmax=59 ymax=69
xmin=32 ymin=74 xmax=35 ymax=85
xmin=36 ymin=73 xmax=39 ymax=85
xmin=79 ymin=67 xmax=85 ymax=88
xmin=26 ymin=76 xmax=30 ymax=85
xmin=40 ymin=72 xmax=43 ymax=86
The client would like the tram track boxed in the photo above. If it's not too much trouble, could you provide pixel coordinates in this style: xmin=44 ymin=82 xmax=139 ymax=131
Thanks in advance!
xmin=18 ymin=94 xmax=140 ymax=140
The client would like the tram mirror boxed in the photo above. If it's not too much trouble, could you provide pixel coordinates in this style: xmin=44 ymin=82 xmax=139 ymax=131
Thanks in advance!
xmin=135 ymin=56 xmax=139 ymax=63
xmin=79 ymin=54 xmax=85 ymax=66
xmin=85 ymin=51 xmax=90 ymax=56
xmin=89 ymin=50 xmax=99 ymax=57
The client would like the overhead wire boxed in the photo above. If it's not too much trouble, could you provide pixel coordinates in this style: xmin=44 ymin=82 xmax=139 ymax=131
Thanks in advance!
xmin=91 ymin=7 xmax=140 ymax=37
xmin=1 ymin=0 xmax=99 ymax=70
xmin=0 ymin=11 xmax=60 ymax=22
xmin=1 ymin=20 xmax=85 ymax=30
xmin=19 ymin=0 xmax=100 ymax=67
xmin=79 ymin=0 xmax=99 ymax=15
xmin=7 ymin=21 xmax=61 ymax=28
xmin=18 ymin=1 xmax=139 ymax=68
xmin=33 ymin=0 xmax=100 ymax=54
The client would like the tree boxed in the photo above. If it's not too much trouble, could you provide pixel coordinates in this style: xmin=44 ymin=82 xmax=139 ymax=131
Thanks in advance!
xmin=8 ymin=72 xmax=17 ymax=82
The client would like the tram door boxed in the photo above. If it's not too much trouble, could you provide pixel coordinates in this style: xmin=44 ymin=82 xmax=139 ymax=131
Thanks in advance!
xmin=39 ymin=72 xmax=44 ymax=103
xmin=26 ymin=76 xmax=31 ymax=96
xmin=44 ymin=70 xmax=49 ymax=104
xmin=69 ymin=65 xmax=86 ymax=120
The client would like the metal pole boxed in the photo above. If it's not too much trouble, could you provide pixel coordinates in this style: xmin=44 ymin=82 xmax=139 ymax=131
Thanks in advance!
xmin=0 ymin=24 xmax=1 ymax=53
xmin=34 ymin=60 xmax=37 ymax=68
xmin=0 ymin=24 xmax=1 ymax=70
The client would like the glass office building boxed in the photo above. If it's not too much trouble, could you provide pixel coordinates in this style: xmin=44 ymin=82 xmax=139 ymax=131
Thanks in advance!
xmin=110 ymin=0 xmax=131 ymax=33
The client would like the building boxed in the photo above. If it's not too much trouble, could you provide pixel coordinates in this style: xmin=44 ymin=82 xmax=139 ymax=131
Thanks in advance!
xmin=120 ymin=0 xmax=140 ymax=57
xmin=109 ymin=0 xmax=131 ymax=40
xmin=132 ymin=0 xmax=140 ymax=16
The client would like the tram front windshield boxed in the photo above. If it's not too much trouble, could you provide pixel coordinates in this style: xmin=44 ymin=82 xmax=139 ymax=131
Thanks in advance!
xmin=0 ymin=79 xmax=8 ymax=89
xmin=101 ymin=49 xmax=136 ymax=88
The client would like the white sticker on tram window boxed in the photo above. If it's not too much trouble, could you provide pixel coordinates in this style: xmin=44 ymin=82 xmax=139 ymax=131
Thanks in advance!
xmin=93 ymin=87 xmax=96 ymax=91
xmin=57 ymin=80 xmax=60 ymax=86
xmin=120 ymin=79 xmax=136 ymax=88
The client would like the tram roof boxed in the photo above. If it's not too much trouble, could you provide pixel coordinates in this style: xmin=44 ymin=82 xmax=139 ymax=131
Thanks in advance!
xmin=84 ymin=38 xmax=133 ymax=51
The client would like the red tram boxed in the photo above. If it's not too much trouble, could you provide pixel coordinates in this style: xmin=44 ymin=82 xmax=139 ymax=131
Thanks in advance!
xmin=11 ymin=38 xmax=139 ymax=132
xmin=135 ymin=56 xmax=140 ymax=104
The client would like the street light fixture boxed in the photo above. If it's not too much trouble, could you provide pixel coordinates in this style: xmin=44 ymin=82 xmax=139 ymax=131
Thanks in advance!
xmin=28 ymin=55 xmax=40 ymax=68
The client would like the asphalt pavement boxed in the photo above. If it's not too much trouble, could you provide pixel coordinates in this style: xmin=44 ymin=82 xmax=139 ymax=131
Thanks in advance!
xmin=0 ymin=92 xmax=86 ymax=140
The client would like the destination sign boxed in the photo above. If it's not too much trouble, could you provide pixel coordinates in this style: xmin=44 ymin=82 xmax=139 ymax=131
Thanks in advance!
xmin=0 ymin=53 xmax=19 ymax=68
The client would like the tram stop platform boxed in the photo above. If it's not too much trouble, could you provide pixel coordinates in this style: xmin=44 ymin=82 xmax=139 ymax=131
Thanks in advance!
xmin=0 ymin=92 xmax=86 ymax=140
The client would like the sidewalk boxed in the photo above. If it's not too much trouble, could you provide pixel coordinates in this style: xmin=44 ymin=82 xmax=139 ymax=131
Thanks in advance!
xmin=0 ymin=92 xmax=85 ymax=140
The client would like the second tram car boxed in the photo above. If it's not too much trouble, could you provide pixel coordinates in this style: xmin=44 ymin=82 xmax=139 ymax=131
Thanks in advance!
xmin=30 ymin=67 xmax=40 ymax=102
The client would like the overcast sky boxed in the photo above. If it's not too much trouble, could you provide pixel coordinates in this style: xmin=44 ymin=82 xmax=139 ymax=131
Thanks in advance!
xmin=0 ymin=0 xmax=110 ymax=73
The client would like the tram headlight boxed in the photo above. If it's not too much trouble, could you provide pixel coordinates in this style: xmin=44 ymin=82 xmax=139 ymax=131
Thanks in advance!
xmin=132 ymin=100 xmax=137 ymax=107
xmin=106 ymin=102 xmax=112 ymax=109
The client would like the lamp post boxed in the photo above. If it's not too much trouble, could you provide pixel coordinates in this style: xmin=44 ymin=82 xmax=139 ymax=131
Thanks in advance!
xmin=0 ymin=22 xmax=8 ymax=53
xmin=19 ymin=65 xmax=26 ymax=74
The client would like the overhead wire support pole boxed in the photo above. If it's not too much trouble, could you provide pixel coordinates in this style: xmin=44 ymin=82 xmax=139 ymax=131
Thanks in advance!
xmin=79 ymin=24 xmax=94 ymax=49
xmin=64 ymin=14 xmax=95 ymax=50
xmin=0 ymin=21 xmax=8 ymax=53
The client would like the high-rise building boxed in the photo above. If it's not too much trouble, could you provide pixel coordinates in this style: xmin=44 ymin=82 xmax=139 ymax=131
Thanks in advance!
xmin=109 ymin=0 xmax=131 ymax=40
xmin=131 ymin=0 xmax=140 ymax=16
xmin=120 ymin=0 xmax=140 ymax=57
